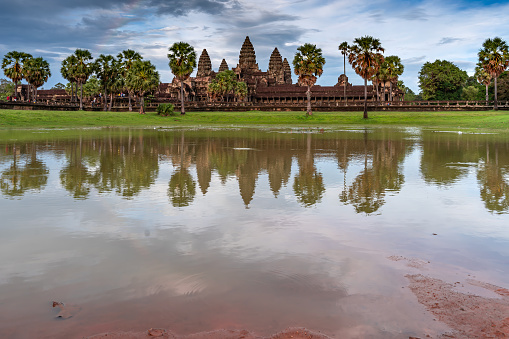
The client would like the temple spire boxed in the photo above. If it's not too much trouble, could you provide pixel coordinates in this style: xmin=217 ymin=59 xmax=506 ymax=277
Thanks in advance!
xmin=237 ymin=36 xmax=259 ymax=72
xmin=283 ymin=58 xmax=292 ymax=84
xmin=218 ymin=59 xmax=229 ymax=72
xmin=197 ymin=49 xmax=212 ymax=77
xmin=268 ymin=47 xmax=284 ymax=85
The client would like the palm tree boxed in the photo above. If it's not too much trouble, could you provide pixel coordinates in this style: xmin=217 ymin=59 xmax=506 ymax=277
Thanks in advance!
xmin=117 ymin=49 xmax=142 ymax=111
xmin=338 ymin=41 xmax=350 ymax=105
xmin=292 ymin=43 xmax=326 ymax=116
xmin=94 ymin=54 xmax=116 ymax=111
xmin=475 ymin=64 xmax=492 ymax=105
xmin=349 ymin=36 xmax=385 ymax=119
xmin=384 ymin=55 xmax=404 ymax=102
xmin=61 ymin=55 xmax=78 ymax=103
xmin=125 ymin=60 xmax=160 ymax=114
xmin=73 ymin=49 xmax=94 ymax=110
xmin=478 ymin=37 xmax=509 ymax=110
xmin=23 ymin=57 xmax=51 ymax=102
xmin=167 ymin=42 xmax=197 ymax=115
xmin=2 ymin=51 xmax=33 ymax=100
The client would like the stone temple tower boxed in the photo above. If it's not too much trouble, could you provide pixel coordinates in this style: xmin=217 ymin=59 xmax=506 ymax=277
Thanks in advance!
xmin=283 ymin=58 xmax=292 ymax=84
xmin=236 ymin=36 xmax=260 ymax=72
xmin=197 ymin=49 xmax=212 ymax=77
xmin=218 ymin=59 xmax=229 ymax=72
xmin=268 ymin=47 xmax=285 ymax=85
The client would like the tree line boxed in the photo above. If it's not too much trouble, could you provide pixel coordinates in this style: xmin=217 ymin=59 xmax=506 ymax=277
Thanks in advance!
xmin=2 ymin=36 xmax=509 ymax=115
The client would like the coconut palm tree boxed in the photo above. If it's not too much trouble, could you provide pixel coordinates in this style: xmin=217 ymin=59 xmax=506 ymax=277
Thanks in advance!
xmin=125 ymin=60 xmax=160 ymax=114
xmin=61 ymin=54 xmax=79 ymax=103
xmin=475 ymin=64 xmax=492 ymax=105
xmin=349 ymin=36 xmax=385 ymax=119
xmin=384 ymin=55 xmax=404 ymax=102
xmin=338 ymin=41 xmax=350 ymax=104
xmin=24 ymin=57 xmax=51 ymax=102
xmin=2 ymin=51 xmax=32 ymax=100
xmin=478 ymin=37 xmax=509 ymax=110
xmin=73 ymin=49 xmax=94 ymax=110
xmin=292 ymin=43 xmax=326 ymax=116
xmin=167 ymin=42 xmax=197 ymax=115
xmin=117 ymin=49 xmax=142 ymax=111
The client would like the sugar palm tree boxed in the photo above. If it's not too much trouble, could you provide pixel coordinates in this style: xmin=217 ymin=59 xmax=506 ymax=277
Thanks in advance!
xmin=24 ymin=57 xmax=51 ymax=102
xmin=384 ymin=55 xmax=404 ymax=102
xmin=94 ymin=54 xmax=116 ymax=111
xmin=349 ymin=36 xmax=384 ymax=119
xmin=2 ymin=51 xmax=33 ymax=100
xmin=61 ymin=54 xmax=78 ymax=103
xmin=338 ymin=41 xmax=350 ymax=104
xmin=168 ymin=42 xmax=197 ymax=115
xmin=125 ymin=60 xmax=160 ymax=114
xmin=478 ymin=37 xmax=509 ymax=110
xmin=475 ymin=64 xmax=492 ymax=105
xmin=73 ymin=49 xmax=94 ymax=110
xmin=117 ymin=49 xmax=142 ymax=111
xmin=292 ymin=43 xmax=326 ymax=116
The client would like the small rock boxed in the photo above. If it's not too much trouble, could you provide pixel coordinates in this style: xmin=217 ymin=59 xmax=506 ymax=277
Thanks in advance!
xmin=148 ymin=328 xmax=166 ymax=337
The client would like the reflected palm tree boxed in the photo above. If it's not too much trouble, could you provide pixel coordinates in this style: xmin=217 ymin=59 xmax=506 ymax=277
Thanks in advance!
xmin=477 ymin=145 xmax=509 ymax=214
xmin=168 ymin=167 xmax=196 ymax=207
xmin=91 ymin=135 xmax=159 ymax=198
xmin=1 ymin=144 xmax=48 ymax=198
xmin=60 ymin=140 xmax=92 ymax=199
xmin=293 ymin=134 xmax=325 ymax=207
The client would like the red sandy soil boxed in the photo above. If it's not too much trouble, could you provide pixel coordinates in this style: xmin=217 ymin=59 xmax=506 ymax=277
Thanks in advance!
xmin=86 ymin=327 xmax=331 ymax=339
xmin=406 ymin=274 xmax=509 ymax=338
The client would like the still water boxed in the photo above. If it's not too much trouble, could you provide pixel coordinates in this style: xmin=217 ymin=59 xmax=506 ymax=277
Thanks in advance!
xmin=0 ymin=127 xmax=508 ymax=338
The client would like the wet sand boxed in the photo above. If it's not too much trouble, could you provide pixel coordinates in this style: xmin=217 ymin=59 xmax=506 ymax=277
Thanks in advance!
xmin=83 ymin=256 xmax=509 ymax=339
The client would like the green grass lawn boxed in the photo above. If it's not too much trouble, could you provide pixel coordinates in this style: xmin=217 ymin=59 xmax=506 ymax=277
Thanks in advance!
xmin=1 ymin=109 xmax=509 ymax=131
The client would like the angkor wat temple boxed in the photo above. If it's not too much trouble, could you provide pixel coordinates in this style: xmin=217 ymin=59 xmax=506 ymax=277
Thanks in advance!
xmin=34 ymin=36 xmax=403 ymax=111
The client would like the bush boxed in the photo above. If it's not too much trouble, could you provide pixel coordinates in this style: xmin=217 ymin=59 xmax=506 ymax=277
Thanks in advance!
xmin=156 ymin=103 xmax=175 ymax=116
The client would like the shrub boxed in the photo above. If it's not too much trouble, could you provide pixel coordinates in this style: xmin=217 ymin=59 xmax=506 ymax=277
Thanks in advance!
xmin=156 ymin=103 xmax=175 ymax=116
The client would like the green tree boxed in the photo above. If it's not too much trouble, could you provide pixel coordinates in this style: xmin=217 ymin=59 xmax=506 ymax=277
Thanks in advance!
xmin=2 ymin=51 xmax=33 ymax=100
xmin=418 ymin=60 xmax=468 ymax=100
xmin=168 ymin=42 xmax=197 ymax=115
xmin=207 ymin=70 xmax=247 ymax=102
xmin=384 ymin=55 xmax=404 ymax=101
xmin=348 ymin=36 xmax=384 ymax=118
xmin=23 ymin=57 xmax=51 ymax=102
xmin=125 ymin=60 xmax=160 ymax=114
xmin=474 ymin=66 xmax=491 ymax=105
xmin=93 ymin=54 xmax=117 ymax=111
xmin=0 ymin=78 xmax=15 ymax=100
xmin=61 ymin=54 xmax=78 ymax=103
xmin=117 ymin=49 xmax=142 ymax=111
xmin=461 ymin=85 xmax=480 ymax=101
xmin=478 ymin=37 xmax=509 ymax=110
xmin=52 ymin=82 xmax=65 ymax=90
xmin=292 ymin=43 xmax=326 ymax=116
xmin=72 ymin=49 xmax=94 ymax=110
xmin=338 ymin=41 xmax=350 ymax=104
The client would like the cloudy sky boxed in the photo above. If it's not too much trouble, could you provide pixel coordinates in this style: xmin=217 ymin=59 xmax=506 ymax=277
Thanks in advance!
xmin=1 ymin=0 xmax=508 ymax=92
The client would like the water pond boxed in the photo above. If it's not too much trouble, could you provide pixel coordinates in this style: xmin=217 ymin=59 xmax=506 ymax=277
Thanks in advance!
xmin=0 ymin=127 xmax=508 ymax=338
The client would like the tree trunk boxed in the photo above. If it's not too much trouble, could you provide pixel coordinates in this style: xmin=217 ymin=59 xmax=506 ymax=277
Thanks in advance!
xmin=109 ymin=93 xmax=113 ymax=111
xmin=343 ymin=55 xmax=347 ymax=105
xmin=363 ymin=78 xmax=368 ymax=119
xmin=35 ymin=87 xmax=38 ymax=102
xmin=14 ymin=81 xmax=18 ymax=101
xmin=139 ymin=96 xmax=145 ymax=114
xmin=27 ymin=84 xmax=31 ymax=102
xmin=389 ymin=81 xmax=393 ymax=102
xmin=103 ymin=85 xmax=108 ymax=111
xmin=306 ymin=85 xmax=312 ymax=116
xmin=80 ymin=82 xmax=84 ymax=110
xmin=128 ymin=91 xmax=132 ymax=111
xmin=71 ymin=82 xmax=74 ymax=103
xmin=494 ymin=76 xmax=498 ymax=110
xmin=180 ymin=80 xmax=185 ymax=115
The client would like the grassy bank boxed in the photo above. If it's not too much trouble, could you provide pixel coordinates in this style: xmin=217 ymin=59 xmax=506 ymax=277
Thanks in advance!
xmin=1 ymin=109 xmax=509 ymax=130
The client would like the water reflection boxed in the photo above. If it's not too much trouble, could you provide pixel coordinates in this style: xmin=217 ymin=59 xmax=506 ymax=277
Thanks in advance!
xmin=0 ymin=143 xmax=48 ymax=198
xmin=0 ymin=128 xmax=509 ymax=214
